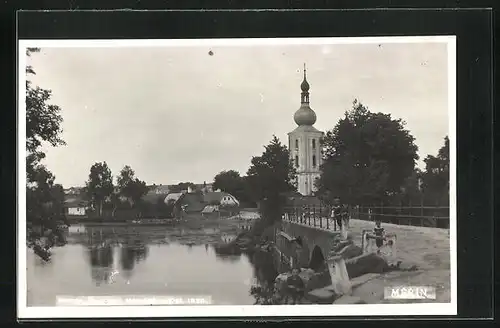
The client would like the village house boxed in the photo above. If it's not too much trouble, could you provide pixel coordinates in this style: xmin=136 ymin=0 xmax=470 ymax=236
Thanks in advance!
xmin=63 ymin=187 xmax=89 ymax=217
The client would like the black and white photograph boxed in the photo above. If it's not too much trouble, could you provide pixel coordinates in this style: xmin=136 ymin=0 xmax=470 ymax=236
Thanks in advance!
xmin=18 ymin=36 xmax=456 ymax=318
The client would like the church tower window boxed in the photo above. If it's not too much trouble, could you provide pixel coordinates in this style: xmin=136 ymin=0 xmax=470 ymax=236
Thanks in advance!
xmin=312 ymin=139 xmax=316 ymax=149
xmin=295 ymin=139 xmax=299 ymax=150
xmin=295 ymin=155 xmax=299 ymax=168
xmin=312 ymin=155 xmax=317 ymax=167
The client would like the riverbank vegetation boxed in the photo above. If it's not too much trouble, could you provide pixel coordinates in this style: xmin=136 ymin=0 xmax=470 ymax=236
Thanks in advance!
xmin=26 ymin=47 xmax=68 ymax=251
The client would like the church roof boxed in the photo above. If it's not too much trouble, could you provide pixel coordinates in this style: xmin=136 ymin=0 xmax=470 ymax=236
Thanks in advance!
xmin=294 ymin=64 xmax=318 ymax=127
xmin=288 ymin=125 xmax=323 ymax=134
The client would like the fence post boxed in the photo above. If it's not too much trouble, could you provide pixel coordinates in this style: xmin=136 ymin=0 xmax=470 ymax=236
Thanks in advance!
xmin=319 ymin=206 xmax=323 ymax=229
xmin=380 ymin=201 xmax=384 ymax=223
xmin=308 ymin=207 xmax=311 ymax=226
xmin=313 ymin=207 xmax=316 ymax=227
xmin=326 ymin=206 xmax=330 ymax=230
xmin=421 ymin=195 xmax=424 ymax=217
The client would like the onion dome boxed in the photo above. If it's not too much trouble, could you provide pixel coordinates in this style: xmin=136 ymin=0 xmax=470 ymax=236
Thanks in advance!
xmin=293 ymin=63 xmax=317 ymax=126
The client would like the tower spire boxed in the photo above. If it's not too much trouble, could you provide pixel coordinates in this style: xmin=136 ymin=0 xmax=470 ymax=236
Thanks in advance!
xmin=300 ymin=63 xmax=310 ymax=104
xmin=294 ymin=63 xmax=316 ymax=126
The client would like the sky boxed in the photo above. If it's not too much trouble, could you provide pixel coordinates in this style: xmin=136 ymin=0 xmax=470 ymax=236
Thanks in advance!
xmin=25 ymin=39 xmax=450 ymax=188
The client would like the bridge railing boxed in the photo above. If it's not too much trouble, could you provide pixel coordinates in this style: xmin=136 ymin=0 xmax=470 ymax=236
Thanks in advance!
xmin=281 ymin=204 xmax=450 ymax=229
xmin=282 ymin=206 xmax=339 ymax=231
xmin=353 ymin=205 xmax=450 ymax=229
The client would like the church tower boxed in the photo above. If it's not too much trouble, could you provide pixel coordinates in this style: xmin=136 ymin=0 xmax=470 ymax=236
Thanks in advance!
xmin=288 ymin=64 xmax=324 ymax=196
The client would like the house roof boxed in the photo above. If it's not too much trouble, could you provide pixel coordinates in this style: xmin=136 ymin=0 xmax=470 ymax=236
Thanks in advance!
xmin=202 ymin=191 xmax=233 ymax=204
xmin=201 ymin=205 xmax=218 ymax=213
xmin=165 ymin=193 xmax=183 ymax=202
xmin=178 ymin=193 xmax=206 ymax=212
xmin=64 ymin=197 xmax=88 ymax=208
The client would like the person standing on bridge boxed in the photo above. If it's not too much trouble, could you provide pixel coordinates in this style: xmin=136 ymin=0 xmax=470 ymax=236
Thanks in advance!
xmin=374 ymin=219 xmax=385 ymax=249
xmin=331 ymin=198 xmax=342 ymax=231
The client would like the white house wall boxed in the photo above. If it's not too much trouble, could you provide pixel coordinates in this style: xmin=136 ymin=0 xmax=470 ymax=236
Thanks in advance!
xmin=68 ymin=207 xmax=86 ymax=216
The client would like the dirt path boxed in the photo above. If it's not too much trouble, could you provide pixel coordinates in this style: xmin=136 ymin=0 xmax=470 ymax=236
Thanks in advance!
xmin=347 ymin=219 xmax=451 ymax=303
xmin=288 ymin=218 xmax=451 ymax=303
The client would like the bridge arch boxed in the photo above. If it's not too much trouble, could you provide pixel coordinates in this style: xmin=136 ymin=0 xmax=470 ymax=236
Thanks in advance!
xmin=309 ymin=245 xmax=327 ymax=271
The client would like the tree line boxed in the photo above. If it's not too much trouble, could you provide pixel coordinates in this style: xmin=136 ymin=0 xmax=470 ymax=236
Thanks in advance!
xmin=211 ymin=100 xmax=450 ymax=229
xmin=81 ymin=163 xmax=149 ymax=218
xmin=26 ymin=48 xmax=450 ymax=245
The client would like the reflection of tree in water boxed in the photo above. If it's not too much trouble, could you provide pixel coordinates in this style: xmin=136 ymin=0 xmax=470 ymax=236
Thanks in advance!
xmin=88 ymin=244 xmax=114 ymax=268
xmin=120 ymin=237 xmax=149 ymax=278
xmin=246 ymin=250 xmax=281 ymax=305
xmin=88 ymin=244 xmax=114 ymax=285
xmin=215 ymin=254 xmax=240 ymax=263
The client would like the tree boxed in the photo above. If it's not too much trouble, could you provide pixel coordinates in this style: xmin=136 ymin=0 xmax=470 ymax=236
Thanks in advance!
xmin=85 ymin=162 xmax=114 ymax=216
xmin=213 ymin=170 xmax=241 ymax=192
xmin=316 ymin=100 xmax=419 ymax=205
xmin=422 ymin=136 xmax=449 ymax=205
xmin=116 ymin=165 xmax=148 ymax=208
xmin=246 ymin=135 xmax=297 ymax=227
xmin=26 ymin=48 xmax=65 ymax=155
xmin=25 ymin=48 xmax=67 ymax=251
xmin=213 ymin=170 xmax=251 ymax=204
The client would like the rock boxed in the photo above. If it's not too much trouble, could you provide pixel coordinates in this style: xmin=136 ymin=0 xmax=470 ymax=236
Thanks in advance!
xmin=329 ymin=244 xmax=363 ymax=260
xmin=345 ymin=252 xmax=388 ymax=279
xmin=305 ymin=270 xmax=332 ymax=292
xmin=398 ymin=262 xmax=419 ymax=271
xmin=307 ymin=287 xmax=338 ymax=304
xmin=333 ymin=295 xmax=366 ymax=304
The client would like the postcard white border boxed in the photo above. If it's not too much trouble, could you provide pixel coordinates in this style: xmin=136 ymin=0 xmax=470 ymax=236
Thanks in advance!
xmin=17 ymin=36 xmax=457 ymax=319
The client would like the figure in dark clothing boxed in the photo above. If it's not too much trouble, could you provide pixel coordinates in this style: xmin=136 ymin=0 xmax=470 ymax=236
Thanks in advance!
xmin=286 ymin=268 xmax=305 ymax=304
xmin=341 ymin=204 xmax=349 ymax=228
xmin=374 ymin=220 xmax=385 ymax=248
xmin=331 ymin=198 xmax=342 ymax=231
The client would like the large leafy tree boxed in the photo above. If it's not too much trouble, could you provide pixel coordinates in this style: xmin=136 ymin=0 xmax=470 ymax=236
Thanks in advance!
xmin=85 ymin=162 xmax=114 ymax=216
xmin=116 ymin=165 xmax=148 ymax=207
xmin=316 ymin=100 xmax=419 ymax=205
xmin=25 ymin=48 xmax=67 ymax=247
xmin=422 ymin=136 xmax=449 ymax=205
xmin=246 ymin=135 xmax=297 ymax=226
xmin=213 ymin=170 xmax=252 ymax=204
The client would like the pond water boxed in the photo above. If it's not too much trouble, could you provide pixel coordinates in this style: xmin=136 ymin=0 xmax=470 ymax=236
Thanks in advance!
xmin=26 ymin=223 xmax=281 ymax=306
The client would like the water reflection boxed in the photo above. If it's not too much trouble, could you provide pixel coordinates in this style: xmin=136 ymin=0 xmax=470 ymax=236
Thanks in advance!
xmin=28 ymin=223 xmax=284 ymax=306
xmin=212 ymin=245 xmax=281 ymax=305
xmin=85 ymin=228 xmax=150 ymax=285
xmin=245 ymin=250 xmax=282 ymax=304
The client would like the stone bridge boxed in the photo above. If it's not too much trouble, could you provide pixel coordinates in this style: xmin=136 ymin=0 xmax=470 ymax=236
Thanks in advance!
xmin=275 ymin=218 xmax=343 ymax=271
